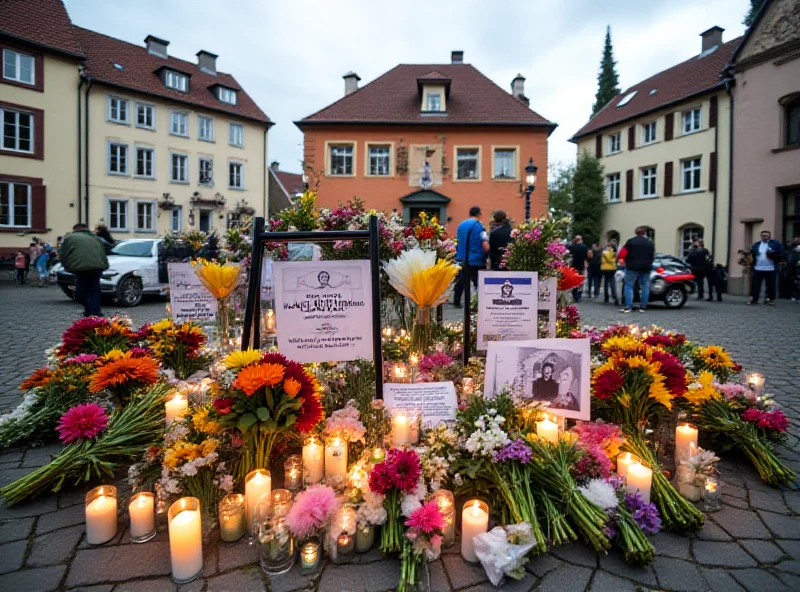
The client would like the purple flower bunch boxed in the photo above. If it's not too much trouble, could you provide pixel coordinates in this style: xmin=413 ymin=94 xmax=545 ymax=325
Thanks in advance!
xmin=625 ymin=492 xmax=661 ymax=534
xmin=493 ymin=439 xmax=533 ymax=464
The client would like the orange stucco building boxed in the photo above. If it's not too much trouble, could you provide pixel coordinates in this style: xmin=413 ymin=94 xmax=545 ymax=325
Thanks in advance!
xmin=296 ymin=52 xmax=556 ymax=232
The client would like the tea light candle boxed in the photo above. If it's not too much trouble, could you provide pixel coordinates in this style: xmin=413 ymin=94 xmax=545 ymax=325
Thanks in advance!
xmin=129 ymin=491 xmax=156 ymax=543
xmin=218 ymin=493 xmax=246 ymax=542
xmin=337 ymin=533 xmax=354 ymax=555
xmin=704 ymin=475 xmax=722 ymax=512
xmin=264 ymin=309 xmax=276 ymax=333
xmin=303 ymin=436 xmax=324 ymax=485
xmin=616 ymin=452 xmax=638 ymax=479
xmin=675 ymin=423 xmax=698 ymax=463
xmin=392 ymin=363 xmax=408 ymax=382
xmin=85 ymin=485 xmax=118 ymax=545
xmin=245 ymin=469 xmax=271 ymax=527
xmin=165 ymin=394 xmax=188 ymax=425
xmin=338 ymin=505 xmax=357 ymax=536
xmin=461 ymin=499 xmax=489 ymax=563
xmin=284 ymin=455 xmax=303 ymax=493
xmin=408 ymin=352 xmax=420 ymax=366
xmin=370 ymin=447 xmax=386 ymax=464
xmin=168 ymin=497 xmax=203 ymax=584
xmin=300 ymin=539 xmax=321 ymax=572
xmin=391 ymin=410 xmax=410 ymax=447
xmin=747 ymin=372 xmax=765 ymax=396
xmin=536 ymin=414 xmax=559 ymax=445
xmin=462 ymin=377 xmax=474 ymax=395
xmin=433 ymin=489 xmax=455 ymax=548
xmin=626 ymin=462 xmax=653 ymax=504
xmin=325 ymin=437 xmax=348 ymax=489
xmin=382 ymin=327 xmax=394 ymax=338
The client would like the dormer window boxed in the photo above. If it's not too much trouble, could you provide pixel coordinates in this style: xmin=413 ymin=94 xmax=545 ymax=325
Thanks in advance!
xmin=426 ymin=93 xmax=441 ymax=112
xmin=165 ymin=70 xmax=188 ymax=92
xmin=417 ymin=72 xmax=450 ymax=114
xmin=217 ymin=87 xmax=237 ymax=105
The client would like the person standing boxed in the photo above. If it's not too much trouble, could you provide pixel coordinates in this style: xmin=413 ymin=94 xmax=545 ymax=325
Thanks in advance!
xmin=14 ymin=250 xmax=27 ymax=285
xmin=35 ymin=244 xmax=51 ymax=287
xmin=600 ymin=243 xmax=619 ymax=305
xmin=453 ymin=206 xmax=489 ymax=308
xmin=94 ymin=224 xmax=116 ymax=252
xmin=748 ymin=230 xmax=783 ymax=305
xmin=567 ymin=235 xmax=590 ymax=302
xmin=685 ymin=239 xmax=710 ymax=300
xmin=60 ymin=223 xmax=109 ymax=317
xmin=587 ymin=242 xmax=602 ymax=299
xmin=488 ymin=210 xmax=513 ymax=270
xmin=618 ymin=226 xmax=655 ymax=313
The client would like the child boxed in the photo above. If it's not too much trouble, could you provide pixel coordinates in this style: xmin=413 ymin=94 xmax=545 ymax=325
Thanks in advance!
xmin=14 ymin=250 xmax=26 ymax=285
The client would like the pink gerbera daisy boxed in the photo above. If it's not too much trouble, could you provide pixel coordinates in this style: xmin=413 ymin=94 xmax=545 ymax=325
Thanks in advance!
xmin=405 ymin=500 xmax=445 ymax=534
xmin=56 ymin=403 xmax=109 ymax=444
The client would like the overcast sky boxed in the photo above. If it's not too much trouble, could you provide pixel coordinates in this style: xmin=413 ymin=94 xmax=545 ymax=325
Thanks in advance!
xmin=64 ymin=0 xmax=751 ymax=174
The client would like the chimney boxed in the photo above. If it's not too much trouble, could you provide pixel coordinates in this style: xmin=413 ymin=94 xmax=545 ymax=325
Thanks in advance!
xmin=270 ymin=161 xmax=280 ymax=171
xmin=451 ymin=50 xmax=464 ymax=64
xmin=700 ymin=26 xmax=724 ymax=53
xmin=144 ymin=35 xmax=169 ymax=58
xmin=343 ymin=71 xmax=361 ymax=96
xmin=511 ymin=74 xmax=525 ymax=98
xmin=196 ymin=50 xmax=218 ymax=76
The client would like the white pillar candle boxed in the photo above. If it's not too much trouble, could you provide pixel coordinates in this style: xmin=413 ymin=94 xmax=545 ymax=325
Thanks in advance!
xmin=325 ymin=437 xmax=348 ymax=488
xmin=461 ymin=500 xmax=489 ymax=563
xmin=747 ymin=372 xmax=765 ymax=396
xmin=303 ymin=436 xmax=324 ymax=485
xmin=536 ymin=415 xmax=559 ymax=445
xmin=462 ymin=377 xmax=474 ymax=395
xmin=165 ymin=394 xmax=188 ymax=425
xmin=264 ymin=309 xmax=276 ymax=333
xmin=168 ymin=497 xmax=203 ymax=583
xmin=616 ymin=452 xmax=638 ymax=479
xmin=675 ymin=423 xmax=698 ymax=464
xmin=129 ymin=492 xmax=156 ymax=542
xmin=245 ymin=469 xmax=271 ymax=526
xmin=626 ymin=463 xmax=653 ymax=504
xmin=391 ymin=411 xmax=410 ymax=447
xmin=85 ymin=486 xmax=118 ymax=545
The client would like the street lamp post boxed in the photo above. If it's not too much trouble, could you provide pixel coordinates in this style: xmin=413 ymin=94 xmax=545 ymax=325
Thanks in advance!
xmin=524 ymin=157 xmax=538 ymax=223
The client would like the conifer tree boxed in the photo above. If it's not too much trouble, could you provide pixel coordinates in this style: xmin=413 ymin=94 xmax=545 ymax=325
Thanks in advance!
xmin=743 ymin=0 xmax=766 ymax=26
xmin=592 ymin=26 xmax=621 ymax=117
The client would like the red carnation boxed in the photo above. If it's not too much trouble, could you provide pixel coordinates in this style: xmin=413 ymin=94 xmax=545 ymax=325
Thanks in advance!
xmin=213 ymin=396 xmax=235 ymax=415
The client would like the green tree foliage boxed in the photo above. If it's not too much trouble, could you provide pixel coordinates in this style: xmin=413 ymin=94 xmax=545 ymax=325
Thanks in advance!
xmin=571 ymin=152 xmax=606 ymax=245
xmin=743 ymin=0 xmax=766 ymax=26
xmin=592 ymin=26 xmax=621 ymax=117
xmin=548 ymin=162 xmax=575 ymax=220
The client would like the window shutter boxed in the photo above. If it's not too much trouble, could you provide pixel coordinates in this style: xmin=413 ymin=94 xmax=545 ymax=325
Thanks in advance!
xmin=31 ymin=184 xmax=47 ymax=230
xmin=665 ymin=113 xmax=674 ymax=141
xmin=709 ymin=151 xmax=718 ymax=192
xmin=628 ymin=125 xmax=636 ymax=150
xmin=709 ymin=96 xmax=718 ymax=128
xmin=626 ymin=170 xmax=634 ymax=202
xmin=595 ymin=135 xmax=602 ymax=158
xmin=664 ymin=162 xmax=673 ymax=196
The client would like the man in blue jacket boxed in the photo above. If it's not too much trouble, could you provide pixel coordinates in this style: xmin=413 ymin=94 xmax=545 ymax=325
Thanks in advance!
xmin=452 ymin=206 xmax=489 ymax=308
xmin=748 ymin=230 xmax=783 ymax=306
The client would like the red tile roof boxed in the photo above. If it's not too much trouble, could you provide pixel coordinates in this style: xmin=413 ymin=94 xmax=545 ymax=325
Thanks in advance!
xmin=297 ymin=64 xmax=554 ymax=128
xmin=274 ymin=169 xmax=304 ymax=196
xmin=571 ymin=37 xmax=741 ymax=141
xmin=0 ymin=0 xmax=83 ymax=57
xmin=73 ymin=27 xmax=271 ymax=125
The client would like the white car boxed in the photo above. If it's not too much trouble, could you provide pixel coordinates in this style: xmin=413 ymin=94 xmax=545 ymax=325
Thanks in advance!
xmin=53 ymin=238 xmax=169 ymax=307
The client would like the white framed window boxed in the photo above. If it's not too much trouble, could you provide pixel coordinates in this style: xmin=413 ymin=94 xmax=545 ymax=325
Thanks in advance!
xmin=456 ymin=148 xmax=480 ymax=179
xmin=135 ymin=147 xmax=154 ymax=178
xmin=640 ymin=166 xmax=657 ymax=198
xmin=426 ymin=93 xmax=441 ymax=111
xmin=681 ymin=157 xmax=702 ymax=192
xmin=2 ymin=49 xmax=34 ymax=85
xmin=493 ymin=148 xmax=516 ymax=179
xmin=165 ymin=70 xmax=188 ymax=92
xmin=170 ymin=207 xmax=182 ymax=231
xmin=682 ymin=108 xmax=701 ymax=134
xmin=108 ymin=142 xmax=129 ymax=175
xmin=229 ymin=162 xmax=244 ymax=189
xmin=1 ymin=108 xmax=33 ymax=152
xmin=107 ymin=198 xmax=129 ymax=232
xmin=368 ymin=145 xmax=391 ymax=176
xmin=107 ymin=96 xmax=129 ymax=124
xmin=329 ymin=144 xmax=354 ymax=176
xmin=170 ymin=153 xmax=189 ymax=183
xmin=217 ymin=87 xmax=237 ymax=105
xmin=136 ymin=103 xmax=155 ymax=130
xmin=606 ymin=173 xmax=621 ymax=203
xmin=680 ymin=226 xmax=704 ymax=257
xmin=199 ymin=157 xmax=214 ymax=185
xmin=0 ymin=181 xmax=31 ymax=227
xmin=607 ymin=132 xmax=621 ymax=154
xmin=170 ymin=111 xmax=188 ymax=137
xmin=198 ymin=116 xmax=214 ymax=142
xmin=642 ymin=121 xmax=657 ymax=145
xmin=135 ymin=201 xmax=156 ymax=232
xmin=229 ymin=122 xmax=244 ymax=147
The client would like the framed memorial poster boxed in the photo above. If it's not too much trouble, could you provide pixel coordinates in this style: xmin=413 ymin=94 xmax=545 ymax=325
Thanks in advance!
xmin=476 ymin=271 xmax=538 ymax=350
xmin=537 ymin=278 xmax=558 ymax=338
xmin=168 ymin=262 xmax=217 ymax=323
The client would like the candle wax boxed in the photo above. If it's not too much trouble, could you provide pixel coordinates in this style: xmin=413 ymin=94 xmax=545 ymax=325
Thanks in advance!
xmin=461 ymin=501 xmax=488 ymax=563
xmin=169 ymin=508 xmax=202 ymax=582
xmin=86 ymin=494 xmax=118 ymax=545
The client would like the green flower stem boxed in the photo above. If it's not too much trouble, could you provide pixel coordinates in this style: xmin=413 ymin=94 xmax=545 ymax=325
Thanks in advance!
xmin=615 ymin=504 xmax=655 ymax=566
xmin=380 ymin=490 xmax=404 ymax=555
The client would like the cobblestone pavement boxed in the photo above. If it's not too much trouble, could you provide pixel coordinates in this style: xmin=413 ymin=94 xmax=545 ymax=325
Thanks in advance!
xmin=0 ymin=283 xmax=798 ymax=591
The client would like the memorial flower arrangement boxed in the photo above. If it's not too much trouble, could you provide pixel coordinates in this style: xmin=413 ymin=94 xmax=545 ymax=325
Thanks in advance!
xmin=285 ymin=485 xmax=340 ymax=540
xmin=143 ymin=319 xmax=212 ymax=380
xmin=193 ymin=260 xmax=242 ymax=344
xmin=58 ymin=316 xmax=135 ymax=357
xmin=89 ymin=351 xmax=161 ymax=404
xmin=369 ymin=448 xmax=423 ymax=554
xmin=500 ymin=215 xmax=570 ymax=276
xmin=474 ymin=523 xmax=541 ymax=586
xmin=398 ymin=500 xmax=445 ymax=592
xmin=402 ymin=211 xmax=455 ymax=261
xmin=688 ymin=345 xmax=740 ymax=382
xmin=318 ymin=197 xmax=405 ymax=262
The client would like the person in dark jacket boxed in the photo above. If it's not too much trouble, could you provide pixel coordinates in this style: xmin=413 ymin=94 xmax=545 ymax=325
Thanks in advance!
xmin=685 ymin=239 xmax=710 ymax=299
xmin=748 ymin=230 xmax=783 ymax=305
xmin=488 ymin=210 xmax=513 ymax=270
xmin=587 ymin=242 xmax=602 ymax=299
xmin=453 ymin=206 xmax=489 ymax=307
xmin=60 ymin=224 xmax=109 ymax=317
xmin=618 ymin=227 xmax=655 ymax=313
xmin=94 ymin=224 xmax=116 ymax=252
xmin=567 ymin=235 xmax=590 ymax=302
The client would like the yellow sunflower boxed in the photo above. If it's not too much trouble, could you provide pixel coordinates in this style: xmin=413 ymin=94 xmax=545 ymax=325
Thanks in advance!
xmin=602 ymin=335 xmax=646 ymax=356
xmin=694 ymin=345 xmax=735 ymax=370
xmin=224 ymin=348 xmax=263 ymax=370
xmin=684 ymin=371 xmax=719 ymax=406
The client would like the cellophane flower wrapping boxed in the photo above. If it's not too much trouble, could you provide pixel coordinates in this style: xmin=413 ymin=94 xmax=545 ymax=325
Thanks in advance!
xmin=474 ymin=524 xmax=538 ymax=586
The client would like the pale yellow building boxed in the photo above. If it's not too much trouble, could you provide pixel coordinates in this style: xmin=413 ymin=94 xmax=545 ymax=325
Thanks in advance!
xmin=571 ymin=28 xmax=739 ymax=262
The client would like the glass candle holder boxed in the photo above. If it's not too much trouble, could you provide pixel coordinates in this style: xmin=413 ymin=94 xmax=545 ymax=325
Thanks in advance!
xmin=355 ymin=524 xmax=375 ymax=553
xmin=335 ymin=532 xmax=355 ymax=563
xmin=703 ymin=475 xmax=722 ymax=512
xmin=168 ymin=497 xmax=203 ymax=584
xmin=676 ymin=466 xmax=702 ymax=503
xmin=746 ymin=372 xmax=765 ymax=396
xmin=245 ymin=469 xmax=271 ymax=531
xmin=675 ymin=423 xmax=698 ymax=464
xmin=258 ymin=506 xmax=295 ymax=575
xmin=391 ymin=409 xmax=411 ymax=447
xmin=128 ymin=491 xmax=156 ymax=543
xmin=284 ymin=455 xmax=303 ymax=494
xmin=302 ymin=436 xmax=324 ymax=485
xmin=85 ymin=485 xmax=118 ymax=545
xmin=433 ymin=489 xmax=455 ymax=548
xmin=462 ymin=376 xmax=474 ymax=395
xmin=370 ymin=446 xmax=386 ymax=464
xmin=461 ymin=499 xmax=489 ymax=564
xmin=218 ymin=493 xmax=246 ymax=543
xmin=299 ymin=537 xmax=322 ymax=574
xmin=271 ymin=489 xmax=293 ymax=518
xmin=392 ymin=362 xmax=408 ymax=383
xmin=407 ymin=408 xmax=421 ymax=445
xmin=324 ymin=436 xmax=348 ymax=491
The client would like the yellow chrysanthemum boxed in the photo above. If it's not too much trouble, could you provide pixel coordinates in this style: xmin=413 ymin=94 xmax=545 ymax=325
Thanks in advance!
xmin=684 ymin=371 xmax=719 ymax=406
xmin=103 ymin=349 xmax=126 ymax=361
xmin=602 ymin=335 xmax=646 ymax=356
xmin=150 ymin=319 xmax=174 ymax=334
xmin=224 ymin=348 xmax=263 ymax=369
xmin=194 ymin=262 xmax=241 ymax=299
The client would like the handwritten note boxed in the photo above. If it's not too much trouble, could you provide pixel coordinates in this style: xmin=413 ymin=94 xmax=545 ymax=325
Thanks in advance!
xmin=168 ymin=263 xmax=217 ymax=323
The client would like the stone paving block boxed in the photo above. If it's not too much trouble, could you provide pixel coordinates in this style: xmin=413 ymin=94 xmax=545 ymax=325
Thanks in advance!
xmin=28 ymin=524 xmax=83 ymax=567
xmin=67 ymin=587 xmax=114 ymax=592
xmin=649 ymin=531 xmax=691 ymax=560
xmin=0 ymin=451 xmax=24 ymax=464
xmin=58 ymin=490 xmax=86 ymax=509
xmin=598 ymin=552 xmax=657 ymax=587
xmin=549 ymin=541 xmax=599 ymax=568
xmin=0 ymin=565 xmax=66 ymax=592
xmin=442 ymin=554 xmax=488 ymax=589
xmin=206 ymin=567 xmax=266 ymax=592
xmin=525 ymin=553 xmax=563 ymax=578
xmin=358 ymin=558 xmax=401 ymax=592
xmin=784 ymin=493 xmax=800 ymax=515
xmin=722 ymin=495 xmax=749 ymax=509
xmin=176 ymin=580 xmax=205 ymax=592
xmin=740 ymin=539 xmax=787 ymax=564
xmin=0 ymin=516 xmax=34 ymax=542
xmin=695 ymin=520 xmax=733 ymax=541
xmin=217 ymin=540 xmax=257 ymax=572
xmin=776 ymin=539 xmax=800 ymax=559
xmin=774 ymin=560 xmax=800 ymax=575
xmin=692 ymin=541 xmax=758 ymax=568
xmin=652 ymin=556 xmax=705 ymax=591
xmin=701 ymin=568 xmax=745 ymax=592
xmin=428 ymin=560 xmax=450 ymax=592
xmin=0 ymin=539 xmax=27 ymax=574
xmin=353 ymin=545 xmax=383 ymax=564
xmin=35 ymin=503 xmax=86 ymax=535
xmin=776 ymin=572 xmax=800 ymax=591
xmin=588 ymin=570 xmax=637 ymax=591
xmin=536 ymin=565 xmax=593 ymax=592
xmin=0 ymin=467 xmax=34 ymax=487
xmin=710 ymin=506 xmax=770 ymax=539
xmin=748 ymin=489 xmax=791 ymax=514
xmin=463 ymin=572 xmax=537 ymax=591
xmin=721 ymin=482 xmax=748 ymax=499
xmin=65 ymin=541 xmax=172 ymax=587
xmin=268 ymin=563 xmax=315 ymax=592
xmin=731 ymin=568 xmax=791 ymax=591
xmin=114 ymin=579 xmax=177 ymax=592
xmin=758 ymin=511 xmax=800 ymax=539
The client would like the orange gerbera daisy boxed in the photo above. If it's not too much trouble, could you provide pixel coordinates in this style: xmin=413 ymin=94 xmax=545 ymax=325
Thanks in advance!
xmin=20 ymin=367 xmax=53 ymax=391
xmin=558 ymin=266 xmax=584 ymax=291
xmin=89 ymin=355 xmax=160 ymax=393
xmin=283 ymin=377 xmax=301 ymax=398
xmin=232 ymin=363 xmax=285 ymax=396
